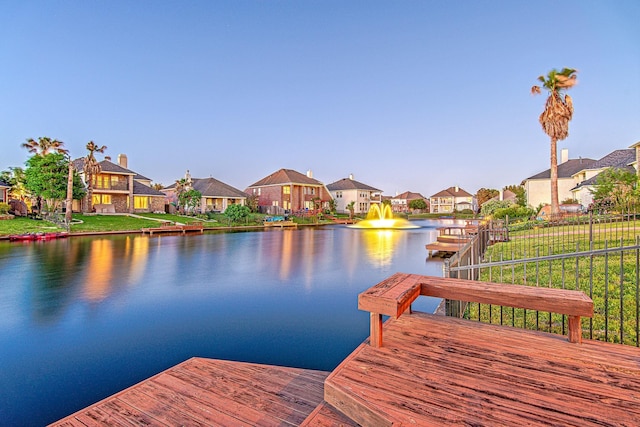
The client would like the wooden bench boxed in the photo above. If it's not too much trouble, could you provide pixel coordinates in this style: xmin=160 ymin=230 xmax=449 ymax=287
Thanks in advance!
xmin=358 ymin=273 xmax=593 ymax=347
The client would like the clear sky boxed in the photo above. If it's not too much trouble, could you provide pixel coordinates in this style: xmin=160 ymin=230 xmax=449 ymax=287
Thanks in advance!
xmin=1 ymin=1 xmax=638 ymax=197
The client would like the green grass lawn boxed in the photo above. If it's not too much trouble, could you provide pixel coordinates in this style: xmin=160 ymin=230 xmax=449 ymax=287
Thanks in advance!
xmin=0 ymin=216 xmax=66 ymax=235
xmin=469 ymin=220 xmax=640 ymax=345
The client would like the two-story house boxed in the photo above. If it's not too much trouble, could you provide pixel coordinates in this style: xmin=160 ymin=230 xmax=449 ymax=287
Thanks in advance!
xmin=390 ymin=191 xmax=428 ymax=213
xmin=73 ymin=154 xmax=165 ymax=213
xmin=570 ymin=149 xmax=636 ymax=207
xmin=0 ymin=179 xmax=9 ymax=204
xmin=162 ymin=170 xmax=247 ymax=213
xmin=522 ymin=149 xmax=596 ymax=208
xmin=429 ymin=186 xmax=476 ymax=213
xmin=326 ymin=174 xmax=382 ymax=214
xmin=245 ymin=169 xmax=331 ymax=214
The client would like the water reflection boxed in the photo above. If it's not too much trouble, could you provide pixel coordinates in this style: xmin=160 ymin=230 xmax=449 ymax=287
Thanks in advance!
xmin=360 ymin=229 xmax=401 ymax=268
xmin=83 ymin=240 xmax=115 ymax=302
xmin=0 ymin=221 xmax=455 ymax=426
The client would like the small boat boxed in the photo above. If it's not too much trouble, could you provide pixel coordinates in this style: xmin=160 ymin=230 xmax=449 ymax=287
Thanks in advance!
xmin=9 ymin=233 xmax=38 ymax=242
xmin=9 ymin=232 xmax=69 ymax=242
xmin=36 ymin=232 xmax=69 ymax=240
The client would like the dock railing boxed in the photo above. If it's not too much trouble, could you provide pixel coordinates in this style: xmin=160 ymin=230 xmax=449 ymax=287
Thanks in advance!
xmin=444 ymin=211 xmax=640 ymax=346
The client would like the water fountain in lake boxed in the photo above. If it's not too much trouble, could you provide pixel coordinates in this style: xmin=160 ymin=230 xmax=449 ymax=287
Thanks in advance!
xmin=349 ymin=204 xmax=419 ymax=229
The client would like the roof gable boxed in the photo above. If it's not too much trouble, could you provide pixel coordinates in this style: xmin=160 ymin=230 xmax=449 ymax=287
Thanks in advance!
xmin=248 ymin=169 xmax=324 ymax=187
xmin=588 ymin=149 xmax=635 ymax=170
xmin=526 ymin=158 xmax=596 ymax=180
xmin=133 ymin=181 xmax=165 ymax=197
xmin=73 ymin=158 xmax=136 ymax=176
xmin=430 ymin=186 xmax=472 ymax=198
xmin=326 ymin=178 xmax=381 ymax=192
xmin=392 ymin=191 xmax=426 ymax=200
xmin=192 ymin=177 xmax=247 ymax=198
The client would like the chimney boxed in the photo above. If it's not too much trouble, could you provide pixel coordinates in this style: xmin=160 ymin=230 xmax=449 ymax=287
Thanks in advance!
xmin=455 ymin=186 xmax=459 ymax=193
xmin=560 ymin=148 xmax=568 ymax=164
xmin=307 ymin=169 xmax=313 ymax=178
xmin=118 ymin=154 xmax=128 ymax=168
xmin=499 ymin=189 xmax=504 ymax=201
xmin=349 ymin=173 xmax=354 ymax=180
xmin=105 ymin=156 xmax=112 ymax=162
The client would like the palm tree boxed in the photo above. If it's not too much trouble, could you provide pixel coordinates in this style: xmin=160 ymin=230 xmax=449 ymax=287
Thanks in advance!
xmin=83 ymin=141 xmax=107 ymax=212
xmin=531 ymin=68 xmax=577 ymax=215
xmin=346 ymin=201 xmax=355 ymax=219
xmin=21 ymin=137 xmax=69 ymax=156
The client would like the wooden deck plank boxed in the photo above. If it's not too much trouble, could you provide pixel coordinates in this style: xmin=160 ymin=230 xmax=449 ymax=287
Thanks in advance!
xmin=299 ymin=402 xmax=360 ymax=427
xmin=50 ymin=358 xmax=329 ymax=427
xmin=325 ymin=311 xmax=640 ymax=426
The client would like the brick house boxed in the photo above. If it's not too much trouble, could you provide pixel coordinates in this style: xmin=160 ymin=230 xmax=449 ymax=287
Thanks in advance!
xmin=73 ymin=154 xmax=165 ymax=213
xmin=162 ymin=170 xmax=247 ymax=213
xmin=326 ymin=174 xmax=382 ymax=214
xmin=245 ymin=169 xmax=331 ymax=214
xmin=390 ymin=191 xmax=428 ymax=213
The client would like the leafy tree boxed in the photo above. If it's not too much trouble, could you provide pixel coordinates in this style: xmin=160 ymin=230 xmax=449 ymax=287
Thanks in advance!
xmin=328 ymin=198 xmax=337 ymax=213
xmin=503 ymin=185 xmax=527 ymax=207
xmin=224 ymin=203 xmax=250 ymax=222
xmin=590 ymin=168 xmax=639 ymax=213
xmin=476 ymin=188 xmax=499 ymax=208
xmin=0 ymin=167 xmax=28 ymax=200
xmin=152 ymin=183 xmax=164 ymax=191
xmin=178 ymin=189 xmax=202 ymax=214
xmin=22 ymin=137 xmax=68 ymax=156
xmin=480 ymin=199 xmax=513 ymax=217
xmin=408 ymin=199 xmax=428 ymax=211
xmin=245 ymin=194 xmax=259 ymax=213
xmin=83 ymin=141 xmax=107 ymax=212
xmin=531 ymin=68 xmax=577 ymax=215
xmin=24 ymin=153 xmax=85 ymax=212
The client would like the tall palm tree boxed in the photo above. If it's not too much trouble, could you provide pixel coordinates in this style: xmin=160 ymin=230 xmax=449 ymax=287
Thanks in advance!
xmin=21 ymin=137 xmax=69 ymax=156
xmin=531 ymin=68 xmax=577 ymax=215
xmin=83 ymin=141 xmax=107 ymax=213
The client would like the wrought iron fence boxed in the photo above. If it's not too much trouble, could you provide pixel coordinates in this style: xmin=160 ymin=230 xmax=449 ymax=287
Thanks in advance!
xmin=444 ymin=212 xmax=640 ymax=346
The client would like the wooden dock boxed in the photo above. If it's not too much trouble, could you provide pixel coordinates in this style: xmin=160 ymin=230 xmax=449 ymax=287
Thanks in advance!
xmin=50 ymin=357 xmax=354 ymax=427
xmin=50 ymin=273 xmax=640 ymax=426
xmin=141 ymin=221 xmax=204 ymax=235
xmin=263 ymin=219 xmax=297 ymax=228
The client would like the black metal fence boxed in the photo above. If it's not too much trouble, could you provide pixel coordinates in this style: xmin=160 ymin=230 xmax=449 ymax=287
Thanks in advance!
xmin=444 ymin=212 xmax=640 ymax=346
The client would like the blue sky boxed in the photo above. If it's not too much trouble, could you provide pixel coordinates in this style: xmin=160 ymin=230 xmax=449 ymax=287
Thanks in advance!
xmin=1 ymin=1 xmax=638 ymax=197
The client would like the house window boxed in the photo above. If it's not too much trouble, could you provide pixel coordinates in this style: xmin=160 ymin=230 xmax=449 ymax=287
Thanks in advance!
xmin=92 ymin=194 xmax=112 ymax=205
xmin=272 ymin=201 xmax=279 ymax=207
xmin=134 ymin=196 xmax=148 ymax=209
xmin=283 ymin=186 xmax=291 ymax=195
xmin=111 ymin=175 xmax=119 ymax=187
xmin=336 ymin=191 xmax=342 ymax=198
xmin=283 ymin=201 xmax=290 ymax=210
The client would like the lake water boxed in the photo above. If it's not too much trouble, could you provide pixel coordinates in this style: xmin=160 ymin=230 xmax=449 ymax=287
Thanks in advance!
xmin=0 ymin=219 xmax=459 ymax=425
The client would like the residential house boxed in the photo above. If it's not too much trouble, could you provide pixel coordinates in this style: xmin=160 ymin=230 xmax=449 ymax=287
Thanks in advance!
xmin=245 ymin=169 xmax=331 ymax=214
xmin=487 ymin=189 xmax=517 ymax=204
xmin=0 ymin=179 xmax=9 ymax=203
xmin=570 ymin=148 xmax=635 ymax=208
xmin=73 ymin=154 xmax=165 ymax=213
xmin=326 ymin=174 xmax=382 ymax=214
xmin=162 ymin=171 xmax=247 ymax=213
xmin=523 ymin=149 xmax=595 ymax=208
xmin=429 ymin=186 xmax=476 ymax=213
xmin=391 ymin=191 xmax=428 ymax=213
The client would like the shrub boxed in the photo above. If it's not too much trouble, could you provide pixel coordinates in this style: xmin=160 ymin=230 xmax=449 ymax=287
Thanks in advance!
xmin=492 ymin=205 xmax=535 ymax=221
xmin=0 ymin=202 xmax=9 ymax=214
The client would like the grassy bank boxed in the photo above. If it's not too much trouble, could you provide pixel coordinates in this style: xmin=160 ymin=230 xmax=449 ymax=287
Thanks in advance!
xmin=469 ymin=220 xmax=640 ymax=345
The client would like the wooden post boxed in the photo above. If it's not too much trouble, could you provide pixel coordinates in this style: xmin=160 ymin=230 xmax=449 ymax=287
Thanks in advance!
xmin=568 ymin=316 xmax=582 ymax=343
xmin=370 ymin=312 xmax=383 ymax=347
